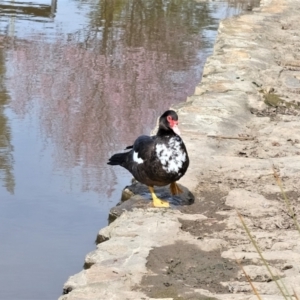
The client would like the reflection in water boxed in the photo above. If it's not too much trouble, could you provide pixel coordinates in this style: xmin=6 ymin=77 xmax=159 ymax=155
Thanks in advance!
xmin=5 ymin=0 xmax=258 ymax=196
xmin=0 ymin=47 xmax=14 ymax=194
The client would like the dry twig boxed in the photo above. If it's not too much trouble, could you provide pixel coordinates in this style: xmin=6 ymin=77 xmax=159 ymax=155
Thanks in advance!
xmin=207 ymin=135 xmax=254 ymax=141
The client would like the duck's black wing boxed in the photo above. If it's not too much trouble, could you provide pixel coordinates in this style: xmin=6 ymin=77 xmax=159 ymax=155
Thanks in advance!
xmin=131 ymin=135 xmax=155 ymax=161
xmin=108 ymin=135 xmax=155 ymax=168
xmin=118 ymin=135 xmax=159 ymax=185
xmin=124 ymin=135 xmax=155 ymax=151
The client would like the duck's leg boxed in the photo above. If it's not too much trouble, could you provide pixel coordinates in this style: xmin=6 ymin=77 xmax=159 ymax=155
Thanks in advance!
xmin=148 ymin=186 xmax=170 ymax=208
xmin=170 ymin=182 xmax=183 ymax=195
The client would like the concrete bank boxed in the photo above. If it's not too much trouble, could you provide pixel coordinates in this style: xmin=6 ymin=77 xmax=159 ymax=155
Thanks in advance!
xmin=59 ymin=0 xmax=300 ymax=299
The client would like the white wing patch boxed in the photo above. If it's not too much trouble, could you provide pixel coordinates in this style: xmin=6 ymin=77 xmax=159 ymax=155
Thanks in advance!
xmin=155 ymin=137 xmax=186 ymax=173
xmin=133 ymin=151 xmax=144 ymax=164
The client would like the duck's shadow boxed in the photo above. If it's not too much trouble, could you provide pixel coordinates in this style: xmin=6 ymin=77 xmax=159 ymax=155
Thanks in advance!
xmin=109 ymin=181 xmax=195 ymax=223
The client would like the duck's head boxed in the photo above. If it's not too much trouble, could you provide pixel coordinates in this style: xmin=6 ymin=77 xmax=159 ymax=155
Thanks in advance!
xmin=158 ymin=110 xmax=181 ymax=136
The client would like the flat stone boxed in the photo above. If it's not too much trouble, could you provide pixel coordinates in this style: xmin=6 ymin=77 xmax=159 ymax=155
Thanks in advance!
xmin=225 ymin=189 xmax=279 ymax=217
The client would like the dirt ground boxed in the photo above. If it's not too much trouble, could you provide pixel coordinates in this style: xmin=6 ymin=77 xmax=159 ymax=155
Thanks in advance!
xmin=137 ymin=189 xmax=235 ymax=299
xmin=137 ymin=185 xmax=300 ymax=299
xmin=139 ymin=243 xmax=237 ymax=300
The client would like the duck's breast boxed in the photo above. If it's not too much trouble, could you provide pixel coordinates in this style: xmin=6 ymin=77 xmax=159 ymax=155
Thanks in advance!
xmin=155 ymin=136 xmax=188 ymax=175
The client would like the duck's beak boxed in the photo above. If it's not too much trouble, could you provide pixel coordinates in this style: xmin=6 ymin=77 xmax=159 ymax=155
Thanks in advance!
xmin=172 ymin=124 xmax=181 ymax=136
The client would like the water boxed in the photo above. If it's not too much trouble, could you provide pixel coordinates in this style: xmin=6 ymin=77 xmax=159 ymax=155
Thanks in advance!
xmin=0 ymin=0 xmax=259 ymax=299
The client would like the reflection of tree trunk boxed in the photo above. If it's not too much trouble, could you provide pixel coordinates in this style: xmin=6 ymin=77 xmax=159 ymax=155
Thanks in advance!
xmin=128 ymin=1 xmax=137 ymax=47
xmin=100 ymin=0 xmax=115 ymax=56
xmin=0 ymin=49 xmax=15 ymax=194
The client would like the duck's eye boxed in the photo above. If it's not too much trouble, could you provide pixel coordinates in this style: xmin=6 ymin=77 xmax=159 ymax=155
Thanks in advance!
xmin=167 ymin=116 xmax=178 ymax=128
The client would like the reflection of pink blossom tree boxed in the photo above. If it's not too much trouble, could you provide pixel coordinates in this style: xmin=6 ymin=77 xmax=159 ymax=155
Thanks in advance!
xmin=5 ymin=0 xmax=215 ymax=195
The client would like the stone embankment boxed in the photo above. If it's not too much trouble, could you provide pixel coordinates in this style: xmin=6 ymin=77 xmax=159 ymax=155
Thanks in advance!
xmin=59 ymin=0 xmax=300 ymax=299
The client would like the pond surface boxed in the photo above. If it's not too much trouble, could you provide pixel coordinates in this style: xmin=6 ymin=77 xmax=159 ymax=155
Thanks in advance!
xmin=0 ymin=0 xmax=259 ymax=299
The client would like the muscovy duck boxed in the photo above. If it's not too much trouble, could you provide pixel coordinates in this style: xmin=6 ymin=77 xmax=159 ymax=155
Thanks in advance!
xmin=107 ymin=110 xmax=189 ymax=207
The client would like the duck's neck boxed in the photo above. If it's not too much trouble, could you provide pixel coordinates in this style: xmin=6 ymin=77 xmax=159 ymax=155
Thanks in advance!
xmin=157 ymin=128 xmax=175 ymax=137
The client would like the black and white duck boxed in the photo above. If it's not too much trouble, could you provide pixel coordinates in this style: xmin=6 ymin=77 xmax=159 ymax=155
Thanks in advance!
xmin=107 ymin=110 xmax=189 ymax=207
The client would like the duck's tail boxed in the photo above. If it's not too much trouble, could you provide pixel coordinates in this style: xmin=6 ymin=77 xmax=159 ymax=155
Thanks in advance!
xmin=107 ymin=152 xmax=128 ymax=166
